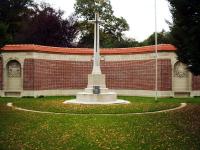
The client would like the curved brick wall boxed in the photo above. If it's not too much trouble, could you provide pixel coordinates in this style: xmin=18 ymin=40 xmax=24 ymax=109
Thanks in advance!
xmin=102 ymin=60 xmax=172 ymax=90
xmin=192 ymin=75 xmax=200 ymax=90
xmin=23 ymin=59 xmax=172 ymax=91
xmin=24 ymin=59 xmax=92 ymax=90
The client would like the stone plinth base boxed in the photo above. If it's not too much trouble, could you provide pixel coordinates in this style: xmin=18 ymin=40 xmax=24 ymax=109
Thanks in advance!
xmin=63 ymin=99 xmax=130 ymax=105
xmin=77 ymin=91 xmax=117 ymax=102
xmin=64 ymin=90 xmax=130 ymax=105
xmin=64 ymin=74 xmax=130 ymax=105
xmin=87 ymin=74 xmax=106 ymax=88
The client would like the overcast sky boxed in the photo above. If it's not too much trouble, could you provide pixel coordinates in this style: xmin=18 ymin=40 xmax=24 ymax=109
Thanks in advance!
xmin=35 ymin=0 xmax=172 ymax=42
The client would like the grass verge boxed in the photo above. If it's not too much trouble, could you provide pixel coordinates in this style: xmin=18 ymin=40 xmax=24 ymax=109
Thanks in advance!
xmin=4 ymin=96 xmax=184 ymax=114
xmin=0 ymin=96 xmax=200 ymax=149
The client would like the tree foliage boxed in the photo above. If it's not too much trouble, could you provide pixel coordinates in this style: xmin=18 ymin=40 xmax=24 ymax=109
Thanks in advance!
xmin=141 ymin=30 xmax=172 ymax=46
xmin=0 ymin=0 xmax=34 ymax=44
xmin=16 ymin=3 xmax=78 ymax=47
xmin=168 ymin=0 xmax=200 ymax=75
xmin=74 ymin=0 xmax=133 ymax=48
xmin=0 ymin=23 xmax=12 ymax=47
xmin=0 ymin=0 xmax=78 ymax=47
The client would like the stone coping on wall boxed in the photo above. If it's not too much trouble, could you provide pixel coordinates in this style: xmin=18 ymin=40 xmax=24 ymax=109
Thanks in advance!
xmin=1 ymin=44 xmax=176 ymax=55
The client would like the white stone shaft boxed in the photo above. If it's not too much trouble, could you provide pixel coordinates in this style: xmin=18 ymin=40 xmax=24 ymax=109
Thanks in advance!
xmin=89 ymin=13 xmax=103 ymax=74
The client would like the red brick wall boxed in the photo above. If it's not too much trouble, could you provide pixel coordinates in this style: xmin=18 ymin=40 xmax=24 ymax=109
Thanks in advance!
xmin=23 ymin=59 xmax=35 ymax=90
xmin=24 ymin=59 xmax=92 ymax=90
xmin=101 ymin=59 xmax=172 ymax=91
xmin=0 ymin=57 xmax=3 ymax=90
xmin=192 ymin=75 xmax=200 ymax=90
xmin=158 ymin=60 xmax=172 ymax=91
xmin=23 ymin=59 xmax=172 ymax=91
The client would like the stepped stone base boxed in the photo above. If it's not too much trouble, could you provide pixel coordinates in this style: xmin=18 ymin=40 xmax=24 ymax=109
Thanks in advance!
xmin=77 ymin=91 xmax=117 ymax=102
xmin=64 ymin=74 xmax=130 ymax=105
xmin=63 ymin=99 xmax=130 ymax=105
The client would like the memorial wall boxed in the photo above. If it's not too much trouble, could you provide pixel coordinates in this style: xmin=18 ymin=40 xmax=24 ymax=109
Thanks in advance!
xmin=0 ymin=44 xmax=199 ymax=97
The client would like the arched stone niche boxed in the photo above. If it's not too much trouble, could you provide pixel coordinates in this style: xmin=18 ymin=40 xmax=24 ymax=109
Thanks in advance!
xmin=5 ymin=60 xmax=22 ymax=92
xmin=173 ymin=61 xmax=191 ymax=93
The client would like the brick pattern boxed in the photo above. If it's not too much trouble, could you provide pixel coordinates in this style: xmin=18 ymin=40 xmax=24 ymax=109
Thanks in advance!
xmin=192 ymin=75 xmax=200 ymax=90
xmin=24 ymin=59 xmax=92 ymax=90
xmin=23 ymin=59 xmax=35 ymax=90
xmin=101 ymin=59 xmax=172 ymax=91
xmin=0 ymin=57 xmax=3 ymax=90
xmin=158 ymin=60 xmax=172 ymax=91
xmin=23 ymin=59 xmax=172 ymax=91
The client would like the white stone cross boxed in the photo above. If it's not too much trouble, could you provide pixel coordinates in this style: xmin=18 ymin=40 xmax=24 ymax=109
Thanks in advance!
xmin=88 ymin=13 xmax=104 ymax=75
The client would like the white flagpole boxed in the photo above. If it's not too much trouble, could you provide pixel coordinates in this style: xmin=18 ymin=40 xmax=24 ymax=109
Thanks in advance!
xmin=155 ymin=0 xmax=158 ymax=101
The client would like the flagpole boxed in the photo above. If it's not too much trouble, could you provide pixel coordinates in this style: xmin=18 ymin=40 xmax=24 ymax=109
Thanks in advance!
xmin=155 ymin=0 xmax=158 ymax=101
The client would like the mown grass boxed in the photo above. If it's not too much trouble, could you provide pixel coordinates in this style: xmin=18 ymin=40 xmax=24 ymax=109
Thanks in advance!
xmin=0 ymin=96 xmax=200 ymax=150
xmin=6 ymin=96 xmax=185 ymax=114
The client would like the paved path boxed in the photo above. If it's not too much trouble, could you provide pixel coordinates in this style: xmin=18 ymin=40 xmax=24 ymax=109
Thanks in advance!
xmin=7 ymin=102 xmax=187 ymax=116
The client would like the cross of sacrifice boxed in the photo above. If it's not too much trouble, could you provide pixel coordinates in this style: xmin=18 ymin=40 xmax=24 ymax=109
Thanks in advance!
xmin=88 ymin=12 xmax=104 ymax=75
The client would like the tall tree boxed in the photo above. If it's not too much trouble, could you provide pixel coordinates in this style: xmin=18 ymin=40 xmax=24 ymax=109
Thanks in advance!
xmin=0 ymin=0 xmax=34 ymax=45
xmin=0 ymin=23 xmax=12 ymax=47
xmin=141 ymin=30 xmax=172 ymax=46
xmin=74 ymin=0 xmax=130 ymax=48
xmin=16 ymin=3 xmax=78 ymax=47
xmin=168 ymin=0 xmax=200 ymax=75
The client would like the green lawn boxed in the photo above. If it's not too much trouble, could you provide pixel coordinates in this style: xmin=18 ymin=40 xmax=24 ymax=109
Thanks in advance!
xmin=10 ymin=96 xmax=182 ymax=114
xmin=0 ymin=96 xmax=200 ymax=150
